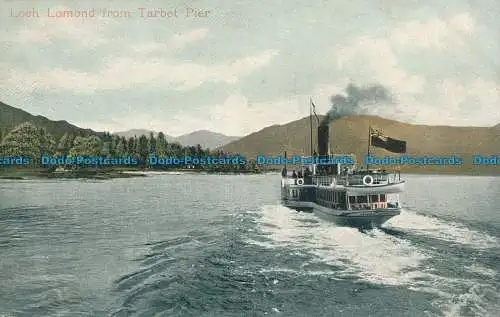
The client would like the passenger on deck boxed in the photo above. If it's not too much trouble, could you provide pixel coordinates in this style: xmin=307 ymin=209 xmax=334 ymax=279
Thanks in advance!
xmin=292 ymin=170 xmax=297 ymax=178
xmin=297 ymin=170 xmax=303 ymax=178
xmin=304 ymin=167 xmax=312 ymax=184
xmin=281 ymin=167 xmax=287 ymax=177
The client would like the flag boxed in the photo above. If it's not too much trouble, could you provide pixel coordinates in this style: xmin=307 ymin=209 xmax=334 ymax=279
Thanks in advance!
xmin=370 ymin=129 xmax=407 ymax=153
xmin=310 ymin=98 xmax=320 ymax=123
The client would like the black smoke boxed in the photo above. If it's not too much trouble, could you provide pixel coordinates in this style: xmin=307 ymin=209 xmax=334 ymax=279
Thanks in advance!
xmin=320 ymin=83 xmax=394 ymax=126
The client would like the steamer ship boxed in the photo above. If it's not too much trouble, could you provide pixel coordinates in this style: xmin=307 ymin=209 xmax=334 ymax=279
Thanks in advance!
xmin=280 ymin=104 xmax=407 ymax=229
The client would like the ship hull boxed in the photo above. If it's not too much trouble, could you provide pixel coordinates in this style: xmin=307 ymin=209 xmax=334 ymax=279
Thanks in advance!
xmin=281 ymin=199 xmax=401 ymax=228
xmin=281 ymin=200 xmax=314 ymax=212
xmin=313 ymin=203 xmax=401 ymax=229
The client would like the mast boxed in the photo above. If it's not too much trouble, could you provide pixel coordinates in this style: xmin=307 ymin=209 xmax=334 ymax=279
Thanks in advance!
xmin=366 ymin=125 xmax=371 ymax=170
xmin=309 ymin=98 xmax=313 ymax=156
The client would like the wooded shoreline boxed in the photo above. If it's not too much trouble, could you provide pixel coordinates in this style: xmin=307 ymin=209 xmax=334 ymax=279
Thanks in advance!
xmin=0 ymin=166 xmax=265 ymax=180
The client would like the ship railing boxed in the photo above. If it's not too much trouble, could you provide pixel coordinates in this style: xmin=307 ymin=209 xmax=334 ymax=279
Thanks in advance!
xmin=282 ymin=178 xmax=297 ymax=185
xmin=343 ymin=173 xmax=400 ymax=185
xmin=313 ymin=176 xmax=330 ymax=186
xmin=312 ymin=173 xmax=401 ymax=186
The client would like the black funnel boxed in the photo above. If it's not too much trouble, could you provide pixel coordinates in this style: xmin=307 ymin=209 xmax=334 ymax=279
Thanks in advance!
xmin=317 ymin=125 xmax=329 ymax=156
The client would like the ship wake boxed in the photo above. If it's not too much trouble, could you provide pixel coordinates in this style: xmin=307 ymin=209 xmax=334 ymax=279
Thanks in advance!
xmin=245 ymin=204 xmax=499 ymax=317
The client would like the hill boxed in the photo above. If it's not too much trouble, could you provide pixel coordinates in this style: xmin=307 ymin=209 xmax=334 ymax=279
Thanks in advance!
xmin=0 ymin=101 xmax=103 ymax=140
xmin=221 ymin=115 xmax=500 ymax=175
xmin=175 ymin=130 xmax=239 ymax=149
xmin=114 ymin=129 xmax=239 ymax=149
xmin=114 ymin=129 xmax=176 ymax=141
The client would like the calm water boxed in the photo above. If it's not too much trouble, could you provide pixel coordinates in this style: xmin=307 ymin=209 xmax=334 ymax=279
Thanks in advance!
xmin=0 ymin=173 xmax=499 ymax=317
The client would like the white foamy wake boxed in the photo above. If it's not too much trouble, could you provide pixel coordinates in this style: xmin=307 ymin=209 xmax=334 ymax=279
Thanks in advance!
xmin=385 ymin=210 xmax=499 ymax=249
xmin=249 ymin=205 xmax=429 ymax=286
xmin=245 ymin=205 xmax=499 ymax=317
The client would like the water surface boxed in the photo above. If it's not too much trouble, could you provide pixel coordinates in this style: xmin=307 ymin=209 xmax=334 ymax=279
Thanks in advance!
xmin=0 ymin=174 xmax=498 ymax=316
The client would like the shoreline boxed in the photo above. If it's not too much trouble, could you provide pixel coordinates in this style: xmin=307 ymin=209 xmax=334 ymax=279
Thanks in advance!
xmin=0 ymin=166 xmax=498 ymax=180
xmin=0 ymin=167 xmax=264 ymax=180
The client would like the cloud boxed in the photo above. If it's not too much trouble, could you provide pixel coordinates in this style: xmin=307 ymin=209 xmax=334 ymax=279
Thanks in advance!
xmin=435 ymin=78 xmax=500 ymax=124
xmin=391 ymin=13 xmax=475 ymax=49
xmin=168 ymin=93 xmax=304 ymax=136
xmin=86 ymin=92 xmax=306 ymax=136
xmin=335 ymin=13 xmax=476 ymax=95
xmin=337 ymin=36 xmax=425 ymax=94
xmin=346 ymin=76 xmax=500 ymax=127
xmin=131 ymin=28 xmax=210 ymax=54
xmin=169 ymin=28 xmax=210 ymax=51
xmin=2 ymin=10 xmax=279 ymax=94
xmin=330 ymin=12 xmax=500 ymax=127
xmin=3 ymin=49 xmax=280 ymax=93
xmin=310 ymin=83 xmax=347 ymax=112
xmin=77 ymin=114 xmax=168 ymax=134
xmin=91 ymin=82 xmax=353 ymax=136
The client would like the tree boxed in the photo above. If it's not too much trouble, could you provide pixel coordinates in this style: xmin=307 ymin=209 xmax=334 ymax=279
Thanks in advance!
xmin=56 ymin=133 xmax=73 ymax=155
xmin=156 ymin=132 xmax=167 ymax=156
xmin=148 ymin=132 xmax=156 ymax=155
xmin=168 ymin=142 xmax=183 ymax=156
xmin=1 ymin=122 xmax=56 ymax=160
xmin=115 ymin=137 xmax=126 ymax=156
xmin=109 ymin=135 xmax=118 ymax=156
xmin=196 ymin=144 xmax=203 ymax=156
xmin=102 ymin=141 xmax=111 ymax=156
xmin=68 ymin=135 xmax=103 ymax=156
xmin=127 ymin=137 xmax=136 ymax=156
xmin=186 ymin=145 xmax=197 ymax=156
xmin=137 ymin=135 xmax=149 ymax=163
xmin=103 ymin=132 xmax=112 ymax=142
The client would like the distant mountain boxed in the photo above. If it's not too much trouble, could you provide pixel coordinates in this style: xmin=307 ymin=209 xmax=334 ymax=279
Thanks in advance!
xmin=114 ymin=129 xmax=156 ymax=138
xmin=114 ymin=129 xmax=239 ymax=149
xmin=113 ymin=129 xmax=177 ymax=141
xmin=175 ymin=130 xmax=240 ymax=149
xmin=0 ymin=100 xmax=239 ymax=149
xmin=0 ymin=101 xmax=103 ymax=140
xmin=221 ymin=115 xmax=500 ymax=174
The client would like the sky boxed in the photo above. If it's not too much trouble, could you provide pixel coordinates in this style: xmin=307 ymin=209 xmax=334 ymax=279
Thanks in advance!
xmin=1 ymin=0 xmax=499 ymax=136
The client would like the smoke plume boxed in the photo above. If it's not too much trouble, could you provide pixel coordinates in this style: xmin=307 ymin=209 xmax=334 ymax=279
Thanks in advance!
xmin=320 ymin=83 xmax=394 ymax=126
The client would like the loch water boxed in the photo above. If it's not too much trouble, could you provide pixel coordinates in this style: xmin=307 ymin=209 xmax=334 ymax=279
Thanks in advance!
xmin=0 ymin=173 xmax=499 ymax=317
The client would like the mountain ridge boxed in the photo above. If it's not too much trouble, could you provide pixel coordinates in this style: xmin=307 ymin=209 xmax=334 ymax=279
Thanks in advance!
xmin=113 ymin=129 xmax=239 ymax=149
xmin=221 ymin=114 xmax=500 ymax=174
xmin=2 ymin=100 xmax=500 ymax=175
xmin=0 ymin=101 xmax=240 ymax=149
xmin=0 ymin=101 xmax=103 ymax=140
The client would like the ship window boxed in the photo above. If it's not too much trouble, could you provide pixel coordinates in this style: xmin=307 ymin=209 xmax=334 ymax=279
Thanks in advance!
xmin=357 ymin=196 xmax=368 ymax=203
xmin=349 ymin=196 xmax=355 ymax=204
xmin=370 ymin=195 xmax=379 ymax=202
xmin=380 ymin=194 xmax=386 ymax=202
xmin=339 ymin=193 xmax=346 ymax=204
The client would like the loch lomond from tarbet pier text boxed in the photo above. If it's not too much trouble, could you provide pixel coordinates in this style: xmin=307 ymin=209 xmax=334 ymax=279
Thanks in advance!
xmin=9 ymin=7 xmax=212 ymax=19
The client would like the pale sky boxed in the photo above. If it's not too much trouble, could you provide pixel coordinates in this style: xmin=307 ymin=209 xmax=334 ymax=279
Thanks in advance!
xmin=1 ymin=0 xmax=499 ymax=136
